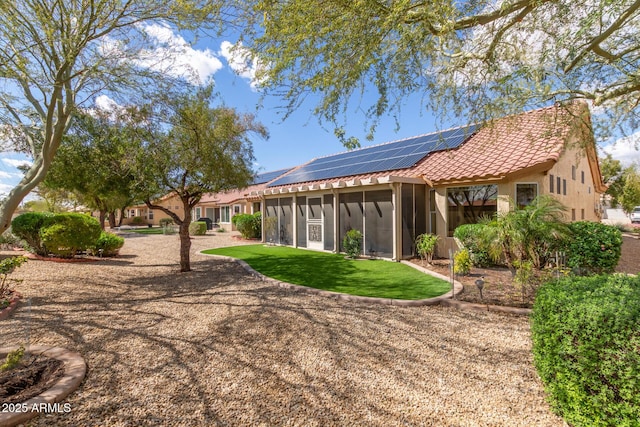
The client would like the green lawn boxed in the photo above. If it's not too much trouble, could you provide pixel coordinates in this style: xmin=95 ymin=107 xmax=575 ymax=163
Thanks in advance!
xmin=128 ymin=227 xmax=166 ymax=235
xmin=202 ymin=245 xmax=451 ymax=300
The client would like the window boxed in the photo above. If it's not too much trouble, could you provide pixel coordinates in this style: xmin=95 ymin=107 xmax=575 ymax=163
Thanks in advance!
xmin=221 ymin=206 xmax=230 ymax=223
xmin=234 ymin=205 xmax=242 ymax=214
xmin=549 ymin=175 xmax=555 ymax=193
xmin=588 ymin=186 xmax=591 ymax=194
xmin=429 ymin=189 xmax=437 ymax=235
xmin=447 ymin=185 xmax=497 ymax=237
xmin=571 ymin=209 xmax=576 ymax=220
xmin=516 ymin=183 xmax=538 ymax=209
xmin=556 ymin=176 xmax=561 ymax=195
xmin=130 ymin=209 xmax=135 ymax=217
xmin=581 ymin=208 xmax=585 ymax=220
xmin=581 ymin=170 xmax=585 ymax=184
xmin=562 ymin=179 xmax=567 ymax=196
xmin=253 ymin=202 xmax=261 ymax=213
xmin=194 ymin=207 xmax=201 ymax=219
xmin=148 ymin=210 xmax=154 ymax=220
xmin=572 ymin=165 xmax=576 ymax=180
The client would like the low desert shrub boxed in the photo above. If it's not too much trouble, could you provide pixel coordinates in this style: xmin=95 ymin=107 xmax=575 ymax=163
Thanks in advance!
xmin=0 ymin=256 xmax=27 ymax=296
xmin=159 ymin=218 xmax=174 ymax=228
xmin=0 ymin=229 xmax=22 ymax=250
xmin=343 ymin=229 xmax=362 ymax=258
xmin=563 ymin=221 xmax=622 ymax=275
xmin=130 ymin=216 xmax=145 ymax=226
xmin=233 ymin=212 xmax=261 ymax=239
xmin=453 ymin=223 xmax=492 ymax=267
xmin=532 ymin=274 xmax=640 ymax=426
xmin=189 ymin=221 xmax=207 ymax=236
xmin=415 ymin=233 xmax=438 ymax=264
xmin=11 ymin=212 xmax=53 ymax=255
xmin=40 ymin=213 xmax=102 ymax=258
xmin=91 ymin=232 xmax=125 ymax=257
xmin=453 ymin=248 xmax=472 ymax=275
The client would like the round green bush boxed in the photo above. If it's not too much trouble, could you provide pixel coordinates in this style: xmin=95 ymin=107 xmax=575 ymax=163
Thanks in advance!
xmin=189 ymin=221 xmax=207 ymax=236
xmin=563 ymin=222 xmax=622 ymax=275
xmin=233 ymin=212 xmax=261 ymax=239
xmin=40 ymin=213 xmax=102 ymax=258
xmin=532 ymin=274 xmax=640 ymax=426
xmin=91 ymin=231 xmax=124 ymax=257
xmin=453 ymin=223 xmax=492 ymax=267
xmin=11 ymin=212 xmax=53 ymax=255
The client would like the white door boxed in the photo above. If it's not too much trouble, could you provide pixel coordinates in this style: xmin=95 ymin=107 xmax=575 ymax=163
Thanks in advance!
xmin=307 ymin=197 xmax=323 ymax=250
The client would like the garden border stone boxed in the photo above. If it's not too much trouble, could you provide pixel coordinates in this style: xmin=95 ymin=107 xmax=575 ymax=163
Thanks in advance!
xmin=0 ymin=345 xmax=86 ymax=427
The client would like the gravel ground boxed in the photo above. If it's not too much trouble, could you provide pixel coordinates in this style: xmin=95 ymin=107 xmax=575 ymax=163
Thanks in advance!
xmin=0 ymin=232 xmax=565 ymax=426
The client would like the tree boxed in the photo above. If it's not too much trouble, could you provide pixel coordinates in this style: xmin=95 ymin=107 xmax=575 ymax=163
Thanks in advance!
xmin=0 ymin=0 xmax=227 ymax=234
xmin=136 ymin=90 xmax=268 ymax=272
xmin=43 ymin=111 xmax=142 ymax=229
xmin=240 ymin=0 xmax=640 ymax=143
xmin=600 ymin=154 xmax=640 ymax=212
xmin=619 ymin=166 xmax=640 ymax=213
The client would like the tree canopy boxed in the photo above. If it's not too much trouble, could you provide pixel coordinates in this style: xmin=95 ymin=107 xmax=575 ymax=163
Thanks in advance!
xmin=136 ymin=89 xmax=268 ymax=272
xmin=240 ymin=0 xmax=640 ymax=144
xmin=0 ymin=0 xmax=229 ymax=234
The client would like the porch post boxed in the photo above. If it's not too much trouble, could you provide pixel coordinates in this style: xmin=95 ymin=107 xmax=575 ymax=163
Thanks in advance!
xmin=393 ymin=183 xmax=401 ymax=261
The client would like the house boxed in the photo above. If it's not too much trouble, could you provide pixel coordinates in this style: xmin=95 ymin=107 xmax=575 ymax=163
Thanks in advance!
xmin=196 ymin=168 xmax=293 ymax=230
xmin=247 ymin=101 xmax=606 ymax=259
xmin=119 ymin=194 xmax=182 ymax=226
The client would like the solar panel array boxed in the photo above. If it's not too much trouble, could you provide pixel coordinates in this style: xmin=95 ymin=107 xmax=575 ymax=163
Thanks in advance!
xmin=268 ymin=124 xmax=478 ymax=187
xmin=252 ymin=168 xmax=294 ymax=185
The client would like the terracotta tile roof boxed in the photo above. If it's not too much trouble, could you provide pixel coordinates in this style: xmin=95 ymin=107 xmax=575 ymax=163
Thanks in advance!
xmin=416 ymin=103 xmax=583 ymax=184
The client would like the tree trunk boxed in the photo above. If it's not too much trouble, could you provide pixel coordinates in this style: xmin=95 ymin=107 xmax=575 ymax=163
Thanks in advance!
xmin=178 ymin=221 xmax=191 ymax=272
xmin=98 ymin=210 xmax=107 ymax=230
xmin=108 ymin=211 xmax=117 ymax=229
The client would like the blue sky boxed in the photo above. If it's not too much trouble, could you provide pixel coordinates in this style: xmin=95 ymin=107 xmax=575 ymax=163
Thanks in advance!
xmin=1 ymin=26 xmax=639 ymax=201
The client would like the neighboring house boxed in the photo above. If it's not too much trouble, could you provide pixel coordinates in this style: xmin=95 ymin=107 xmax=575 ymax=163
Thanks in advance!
xmin=196 ymin=168 xmax=293 ymax=230
xmin=120 ymin=194 xmax=182 ymax=226
xmin=248 ymin=101 xmax=606 ymax=259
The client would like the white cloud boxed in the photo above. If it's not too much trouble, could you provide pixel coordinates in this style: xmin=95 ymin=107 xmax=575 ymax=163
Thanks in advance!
xmin=219 ymin=41 xmax=267 ymax=90
xmin=600 ymin=132 xmax=640 ymax=166
xmin=0 ymin=171 xmax=13 ymax=179
xmin=136 ymin=23 xmax=224 ymax=86
xmin=2 ymin=158 xmax=32 ymax=168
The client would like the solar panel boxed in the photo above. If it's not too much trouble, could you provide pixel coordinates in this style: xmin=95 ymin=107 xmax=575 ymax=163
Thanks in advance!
xmin=252 ymin=168 xmax=294 ymax=185
xmin=268 ymin=124 xmax=478 ymax=187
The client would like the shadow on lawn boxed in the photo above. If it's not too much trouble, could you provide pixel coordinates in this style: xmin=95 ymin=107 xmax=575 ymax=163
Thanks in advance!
xmin=0 ymin=256 xmax=542 ymax=425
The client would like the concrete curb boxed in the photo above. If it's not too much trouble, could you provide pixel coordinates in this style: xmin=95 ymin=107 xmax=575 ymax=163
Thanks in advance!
xmin=202 ymin=252 xmax=464 ymax=307
xmin=0 ymin=292 xmax=22 ymax=321
xmin=0 ymin=345 xmax=87 ymax=427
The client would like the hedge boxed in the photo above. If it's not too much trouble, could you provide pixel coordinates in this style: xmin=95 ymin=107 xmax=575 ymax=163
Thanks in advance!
xmin=233 ymin=212 xmax=261 ymax=239
xmin=563 ymin=222 xmax=622 ymax=275
xmin=11 ymin=212 xmax=53 ymax=255
xmin=40 ymin=213 xmax=102 ymax=258
xmin=531 ymin=274 xmax=640 ymax=426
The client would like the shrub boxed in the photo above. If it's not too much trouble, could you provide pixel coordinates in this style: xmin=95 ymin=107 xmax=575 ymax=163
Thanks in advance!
xmin=0 ymin=229 xmax=22 ymax=250
xmin=415 ymin=233 xmax=438 ymax=264
xmin=532 ymin=274 xmax=640 ymax=426
xmin=11 ymin=212 xmax=53 ymax=255
xmin=91 ymin=232 xmax=125 ymax=257
xmin=453 ymin=248 xmax=472 ymax=275
xmin=563 ymin=221 xmax=622 ymax=275
xmin=342 ymin=229 xmax=362 ymax=258
xmin=40 ymin=213 xmax=102 ymax=258
xmin=0 ymin=256 xmax=27 ymax=296
xmin=453 ymin=223 xmax=492 ymax=267
xmin=131 ymin=216 xmax=145 ymax=225
xmin=234 ymin=212 xmax=261 ymax=239
xmin=159 ymin=218 xmax=174 ymax=227
xmin=189 ymin=221 xmax=207 ymax=236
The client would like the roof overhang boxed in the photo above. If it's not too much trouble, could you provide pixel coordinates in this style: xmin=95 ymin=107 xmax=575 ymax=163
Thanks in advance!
xmin=259 ymin=175 xmax=424 ymax=195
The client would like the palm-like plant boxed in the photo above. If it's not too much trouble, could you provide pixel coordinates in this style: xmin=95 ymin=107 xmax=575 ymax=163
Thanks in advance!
xmin=480 ymin=196 xmax=570 ymax=276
